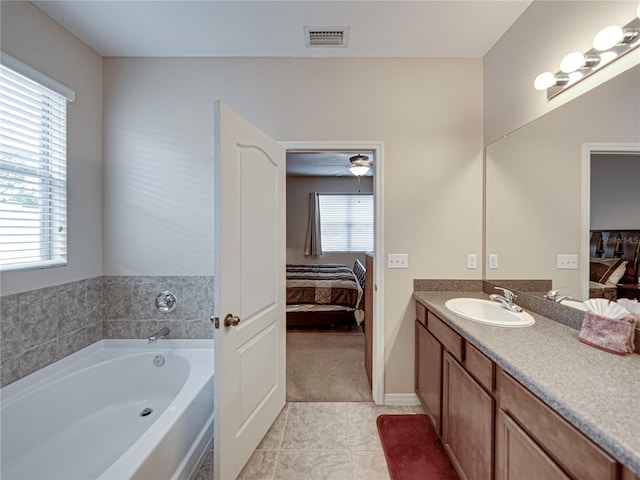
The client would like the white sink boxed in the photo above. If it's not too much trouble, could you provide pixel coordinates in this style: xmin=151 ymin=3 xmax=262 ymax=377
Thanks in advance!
xmin=445 ymin=298 xmax=535 ymax=328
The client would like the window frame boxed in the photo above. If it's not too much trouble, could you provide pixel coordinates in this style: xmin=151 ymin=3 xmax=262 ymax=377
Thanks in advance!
xmin=0 ymin=53 xmax=74 ymax=271
xmin=317 ymin=192 xmax=374 ymax=253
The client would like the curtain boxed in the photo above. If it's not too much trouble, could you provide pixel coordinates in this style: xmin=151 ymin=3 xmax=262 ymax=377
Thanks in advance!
xmin=304 ymin=192 xmax=322 ymax=256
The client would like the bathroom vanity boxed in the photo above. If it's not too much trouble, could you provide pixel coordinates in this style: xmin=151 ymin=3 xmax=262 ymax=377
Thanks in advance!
xmin=414 ymin=291 xmax=640 ymax=480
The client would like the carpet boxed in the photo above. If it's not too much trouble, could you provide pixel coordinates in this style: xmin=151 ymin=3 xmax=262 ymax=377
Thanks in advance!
xmin=286 ymin=331 xmax=372 ymax=402
xmin=377 ymin=414 xmax=459 ymax=480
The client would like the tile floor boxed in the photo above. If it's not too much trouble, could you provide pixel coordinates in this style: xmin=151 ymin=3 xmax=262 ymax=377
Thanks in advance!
xmin=195 ymin=401 xmax=426 ymax=480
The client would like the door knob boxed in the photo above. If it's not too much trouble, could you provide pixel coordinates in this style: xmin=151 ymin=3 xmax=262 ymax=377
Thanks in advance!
xmin=224 ymin=313 xmax=241 ymax=327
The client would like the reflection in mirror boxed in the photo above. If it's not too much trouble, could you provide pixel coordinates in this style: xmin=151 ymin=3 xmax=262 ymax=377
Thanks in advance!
xmin=588 ymin=154 xmax=640 ymax=303
xmin=485 ymin=64 xmax=640 ymax=301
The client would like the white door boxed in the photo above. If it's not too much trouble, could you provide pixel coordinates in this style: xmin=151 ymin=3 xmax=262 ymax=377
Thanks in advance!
xmin=213 ymin=101 xmax=286 ymax=480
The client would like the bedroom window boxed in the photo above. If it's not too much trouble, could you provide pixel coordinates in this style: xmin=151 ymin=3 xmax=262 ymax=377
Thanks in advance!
xmin=318 ymin=193 xmax=373 ymax=252
xmin=0 ymin=55 xmax=74 ymax=270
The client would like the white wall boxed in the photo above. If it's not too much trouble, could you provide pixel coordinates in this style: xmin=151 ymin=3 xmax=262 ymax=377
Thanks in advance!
xmin=0 ymin=2 xmax=103 ymax=295
xmin=591 ymin=154 xmax=640 ymax=230
xmin=103 ymin=57 xmax=484 ymax=394
xmin=484 ymin=1 xmax=640 ymax=144
xmin=286 ymin=175 xmax=373 ymax=266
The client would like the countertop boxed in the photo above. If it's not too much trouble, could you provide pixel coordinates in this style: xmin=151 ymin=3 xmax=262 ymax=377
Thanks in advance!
xmin=413 ymin=291 xmax=640 ymax=476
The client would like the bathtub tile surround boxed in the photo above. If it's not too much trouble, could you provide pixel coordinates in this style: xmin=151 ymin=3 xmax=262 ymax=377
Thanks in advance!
xmin=103 ymin=276 xmax=214 ymax=340
xmin=1 ymin=275 xmax=214 ymax=387
xmin=1 ymin=277 xmax=104 ymax=387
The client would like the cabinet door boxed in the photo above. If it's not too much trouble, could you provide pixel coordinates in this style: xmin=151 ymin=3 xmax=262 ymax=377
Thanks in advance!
xmin=442 ymin=352 xmax=494 ymax=480
xmin=496 ymin=410 xmax=571 ymax=480
xmin=415 ymin=322 xmax=442 ymax=435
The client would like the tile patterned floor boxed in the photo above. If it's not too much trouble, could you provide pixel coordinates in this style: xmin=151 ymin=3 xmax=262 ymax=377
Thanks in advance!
xmin=195 ymin=402 xmax=426 ymax=480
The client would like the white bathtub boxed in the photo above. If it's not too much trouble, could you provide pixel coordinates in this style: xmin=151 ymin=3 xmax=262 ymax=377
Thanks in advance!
xmin=1 ymin=339 xmax=214 ymax=480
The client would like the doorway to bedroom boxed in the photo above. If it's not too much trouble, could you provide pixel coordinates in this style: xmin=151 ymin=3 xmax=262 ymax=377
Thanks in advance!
xmin=282 ymin=142 xmax=383 ymax=403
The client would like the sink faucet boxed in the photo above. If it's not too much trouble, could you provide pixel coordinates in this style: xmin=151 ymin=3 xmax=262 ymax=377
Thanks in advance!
xmin=545 ymin=289 xmax=572 ymax=303
xmin=148 ymin=326 xmax=170 ymax=344
xmin=489 ymin=287 xmax=523 ymax=313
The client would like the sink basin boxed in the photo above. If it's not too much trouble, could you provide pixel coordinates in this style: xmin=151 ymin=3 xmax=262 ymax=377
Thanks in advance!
xmin=445 ymin=298 xmax=535 ymax=328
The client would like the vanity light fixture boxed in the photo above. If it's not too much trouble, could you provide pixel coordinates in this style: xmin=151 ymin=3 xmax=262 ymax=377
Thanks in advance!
xmin=534 ymin=11 xmax=640 ymax=99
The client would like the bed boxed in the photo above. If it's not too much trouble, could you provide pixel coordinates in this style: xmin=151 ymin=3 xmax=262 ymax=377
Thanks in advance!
xmin=286 ymin=262 xmax=365 ymax=328
xmin=589 ymin=230 xmax=640 ymax=300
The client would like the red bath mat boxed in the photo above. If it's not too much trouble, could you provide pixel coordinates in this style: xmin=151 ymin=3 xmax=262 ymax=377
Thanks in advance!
xmin=376 ymin=414 xmax=459 ymax=480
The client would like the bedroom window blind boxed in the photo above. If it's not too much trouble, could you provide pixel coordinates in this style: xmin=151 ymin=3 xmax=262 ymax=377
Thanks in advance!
xmin=318 ymin=193 xmax=373 ymax=252
xmin=0 ymin=58 xmax=72 ymax=270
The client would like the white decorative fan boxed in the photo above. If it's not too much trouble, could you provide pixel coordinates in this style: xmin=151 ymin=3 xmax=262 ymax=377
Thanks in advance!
xmin=583 ymin=298 xmax=630 ymax=319
xmin=616 ymin=298 xmax=640 ymax=314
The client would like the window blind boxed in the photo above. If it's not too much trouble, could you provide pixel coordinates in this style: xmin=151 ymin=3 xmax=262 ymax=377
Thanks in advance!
xmin=0 ymin=62 xmax=68 ymax=270
xmin=318 ymin=193 xmax=373 ymax=252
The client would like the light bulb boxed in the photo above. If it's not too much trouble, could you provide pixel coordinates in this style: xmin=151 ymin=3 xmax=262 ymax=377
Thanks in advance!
xmin=567 ymin=71 xmax=584 ymax=85
xmin=560 ymin=51 xmax=586 ymax=73
xmin=593 ymin=25 xmax=624 ymax=51
xmin=534 ymin=72 xmax=556 ymax=90
xmin=349 ymin=165 xmax=370 ymax=176
xmin=599 ymin=51 xmax=618 ymax=66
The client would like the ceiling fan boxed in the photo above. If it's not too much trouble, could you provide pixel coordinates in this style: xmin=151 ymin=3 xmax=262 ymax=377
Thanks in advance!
xmin=314 ymin=152 xmax=373 ymax=177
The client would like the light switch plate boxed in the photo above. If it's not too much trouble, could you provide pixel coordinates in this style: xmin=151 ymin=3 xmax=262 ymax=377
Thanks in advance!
xmin=488 ymin=254 xmax=499 ymax=269
xmin=467 ymin=254 xmax=477 ymax=269
xmin=388 ymin=254 xmax=409 ymax=269
xmin=557 ymin=254 xmax=578 ymax=269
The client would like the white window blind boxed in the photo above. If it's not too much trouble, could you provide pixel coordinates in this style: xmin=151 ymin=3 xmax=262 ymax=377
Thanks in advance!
xmin=318 ymin=193 xmax=373 ymax=252
xmin=0 ymin=61 xmax=69 ymax=270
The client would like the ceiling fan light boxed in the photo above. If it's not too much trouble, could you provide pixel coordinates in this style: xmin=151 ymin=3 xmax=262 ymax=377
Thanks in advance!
xmin=349 ymin=165 xmax=370 ymax=176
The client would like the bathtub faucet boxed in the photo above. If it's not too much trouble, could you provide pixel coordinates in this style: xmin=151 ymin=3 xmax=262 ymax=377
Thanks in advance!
xmin=148 ymin=327 xmax=170 ymax=344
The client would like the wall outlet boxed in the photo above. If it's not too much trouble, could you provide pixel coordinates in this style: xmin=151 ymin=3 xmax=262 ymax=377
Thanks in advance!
xmin=488 ymin=254 xmax=499 ymax=269
xmin=387 ymin=254 xmax=409 ymax=269
xmin=467 ymin=254 xmax=477 ymax=269
xmin=557 ymin=254 xmax=578 ymax=269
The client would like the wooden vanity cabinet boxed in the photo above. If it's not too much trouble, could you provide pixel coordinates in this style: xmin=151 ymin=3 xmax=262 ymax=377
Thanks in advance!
xmin=415 ymin=321 xmax=442 ymax=435
xmin=443 ymin=351 xmax=494 ymax=480
xmin=496 ymin=410 xmax=571 ymax=480
xmin=496 ymin=368 xmax=617 ymax=480
xmin=414 ymin=300 xmax=638 ymax=480
xmin=415 ymin=304 xmax=494 ymax=480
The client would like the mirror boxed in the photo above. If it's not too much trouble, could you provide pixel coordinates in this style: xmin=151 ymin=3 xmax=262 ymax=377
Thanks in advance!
xmin=485 ymin=64 xmax=640 ymax=300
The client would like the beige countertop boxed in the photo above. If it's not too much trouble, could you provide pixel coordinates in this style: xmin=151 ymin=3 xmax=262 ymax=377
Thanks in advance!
xmin=414 ymin=290 xmax=640 ymax=476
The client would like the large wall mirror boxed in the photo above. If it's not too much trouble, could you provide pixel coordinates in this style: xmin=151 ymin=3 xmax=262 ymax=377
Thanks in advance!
xmin=485 ymin=64 xmax=640 ymax=301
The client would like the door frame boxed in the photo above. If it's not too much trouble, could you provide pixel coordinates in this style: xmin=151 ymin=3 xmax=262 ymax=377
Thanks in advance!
xmin=581 ymin=142 xmax=640 ymax=300
xmin=280 ymin=140 xmax=385 ymax=405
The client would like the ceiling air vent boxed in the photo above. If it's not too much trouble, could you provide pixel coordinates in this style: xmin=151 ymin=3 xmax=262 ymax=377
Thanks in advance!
xmin=304 ymin=27 xmax=349 ymax=48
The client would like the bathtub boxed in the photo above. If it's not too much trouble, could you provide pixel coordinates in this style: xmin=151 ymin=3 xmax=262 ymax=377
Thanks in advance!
xmin=1 ymin=339 xmax=214 ymax=480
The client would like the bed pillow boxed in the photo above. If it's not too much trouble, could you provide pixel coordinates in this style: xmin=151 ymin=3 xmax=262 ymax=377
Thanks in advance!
xmin=589 ymin=258 xmax=628 ymax=285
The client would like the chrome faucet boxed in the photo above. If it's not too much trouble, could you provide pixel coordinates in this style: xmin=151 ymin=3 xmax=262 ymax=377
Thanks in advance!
xmin=545 ymin=289 xmax=572 ymax=303
xmin=489 ymin=287 xmax=523 ymax=313
xmin=148 ymin=327 xmax=170 ymax=344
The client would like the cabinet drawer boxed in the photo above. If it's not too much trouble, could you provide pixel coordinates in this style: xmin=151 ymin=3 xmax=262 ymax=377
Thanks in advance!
xmin=497 ymin=368 xmax=617 ymax=480
xmin=427 ymin=311 xmax=464 ymax=361
xmin=464 ymin=342 xmax=494 ymax=392
xmin=416 ymin=301 xmax=427 ymax=326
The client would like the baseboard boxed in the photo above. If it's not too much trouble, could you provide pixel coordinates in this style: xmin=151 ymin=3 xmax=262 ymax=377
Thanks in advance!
xmin=384 ymin=393 xmax=421 ymax=406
